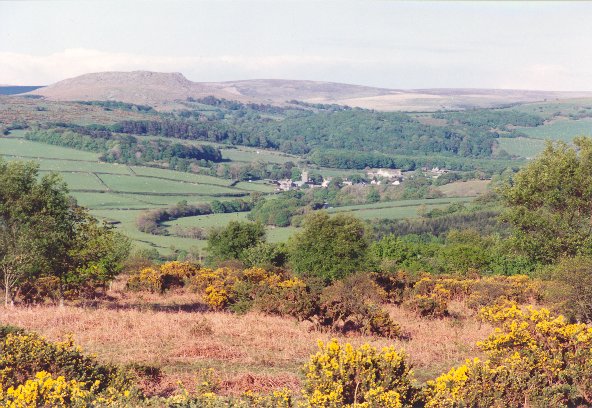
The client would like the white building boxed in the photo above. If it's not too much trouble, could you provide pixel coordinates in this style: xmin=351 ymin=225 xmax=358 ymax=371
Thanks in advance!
xmin=366 ymin=168 xmax=403 ymax=180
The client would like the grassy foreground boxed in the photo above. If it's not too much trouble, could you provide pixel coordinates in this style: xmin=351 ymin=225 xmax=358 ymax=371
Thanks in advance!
xmin=0 ymin=277 xmax=490 ymax=397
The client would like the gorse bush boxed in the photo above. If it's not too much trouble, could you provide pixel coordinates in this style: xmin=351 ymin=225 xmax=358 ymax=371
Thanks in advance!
xmin=0 ymin=327 xmax=136 ymax=407
xmin=0 ymin=331 xmax=133 ymax=395
xmin=126 ymin=261 xmax=200 ymax=293
xmin=317 ymin=274 xmax=402 ymax=338
xmin=374 ymin=272 xmax=541 ymax=318
xmin=301 ymin=339 xmax=416 ymax=407
xmin=188 ymin=267 xmax=403 ymax=338
xmin=252 ymin=277 xmax=319 ymax=321
xmin=0 ymin=371 xmax=131 ymax=408
xmin=424 ymin=304 xmax=592 ymax=407
xmin=189 ymin=266 xmax=290 ymax=311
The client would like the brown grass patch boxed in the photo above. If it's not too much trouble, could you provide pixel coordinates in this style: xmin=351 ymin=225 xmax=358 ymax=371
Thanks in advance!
xmin=0 ymin=290 xmax=492 ymax=394
xmin=221 ymin=372 xmax=301 ymax=395
xmin=172 ymin=343 xmax=244 ymax=360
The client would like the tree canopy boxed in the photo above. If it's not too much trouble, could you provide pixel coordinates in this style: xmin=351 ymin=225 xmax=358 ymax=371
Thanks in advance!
xmin=502 ymin=137 xmax=592 ymax=264
xmin=206 ymin=221 xmax=266 ymax=263
xmin=0 ymin=160 xmax=130 ymax=305
xmin=288 ymin=212 xmax=369 ymax=282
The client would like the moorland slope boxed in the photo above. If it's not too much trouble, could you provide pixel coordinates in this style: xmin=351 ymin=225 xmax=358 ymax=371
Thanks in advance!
xmin=28 ymin=71 xmax=592 ymax=111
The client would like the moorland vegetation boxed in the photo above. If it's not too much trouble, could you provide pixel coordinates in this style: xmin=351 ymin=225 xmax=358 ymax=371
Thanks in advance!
xmin=2 ymin=134 xmax=592 ymax=406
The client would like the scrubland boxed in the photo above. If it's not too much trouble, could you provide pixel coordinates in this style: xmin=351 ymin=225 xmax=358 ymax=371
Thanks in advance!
xmin=0 ymin=279 xmax=491 ymax=397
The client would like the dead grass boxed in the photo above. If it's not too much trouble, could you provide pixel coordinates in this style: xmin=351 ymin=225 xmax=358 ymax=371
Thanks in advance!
xmin=0 ymin=290 xmax=492 ymax=395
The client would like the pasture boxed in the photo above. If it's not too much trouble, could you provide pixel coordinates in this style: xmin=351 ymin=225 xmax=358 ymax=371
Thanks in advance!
xmin=328 ymin=197 xmax=474 ymax=220
xmin=0 ymin=134 xmax=481 ymax=255
xmin=508 ymin=99 xmax=592 ymax=120
xmin=438 ymin=179 xmax=491 ymax=197
xmin=497 ymin=137 xmax=547 ymax=159
xmin=0 ymin=136 xmax=273 ymax=255
xmin=164 ymin=212 xmax=297 ymax=244
xmin=519 ymin=118 xmax=592 ymax=142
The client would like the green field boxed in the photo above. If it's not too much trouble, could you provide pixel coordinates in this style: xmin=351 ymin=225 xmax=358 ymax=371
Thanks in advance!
xmin=0 ymin=136 xmax=272 ymax=254
xmin=508 ymin=99 xmax=592 ymax=119
xmin=220 ymin=146 xmax=299 ymax=164
xmin=0 ymin=138 xmax=100 ymax=160
xmin=92 ymin=208 xmax=206 ymax=253
xmin=519 ymin=118 xmax=592 ymax=142
xmin=497 ymin=137 xmax=547 ymax=159
xmin=165 ymin=212 xmax=299 ymax=244
xmin=129 ymin=165 xmax=233 ymax=185
xmin=97 ymin=173 xmax=239 ymax=195
xmin=234 ymin=180 xmax=276 ymax=192
xmin=167 ymin=211 xmax=250 ymax=228
xmin=328 ymin=197 xmax=473 ymax=220
xmin=0 ymin=134 xmax=481 ymax=255
xmin=40 ymin=171 xmax=106 ymax=191
xmin=73 ymin=192 xmax=154 ymax=210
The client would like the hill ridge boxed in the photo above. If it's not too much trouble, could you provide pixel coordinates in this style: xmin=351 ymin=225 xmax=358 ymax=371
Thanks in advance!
xmin=26 ymin=71 xmax=592 ymax=111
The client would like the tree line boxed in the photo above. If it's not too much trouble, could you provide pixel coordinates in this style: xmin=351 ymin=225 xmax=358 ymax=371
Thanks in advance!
xmin=25 ymin=129 xmax=223 ymax=170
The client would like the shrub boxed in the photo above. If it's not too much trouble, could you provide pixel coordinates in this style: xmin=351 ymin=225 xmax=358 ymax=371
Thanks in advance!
xmin=424 ymin=304 xmax=592 ymax=407
xmin=242 ymin=389 xmax=294 ymax=407
xmin=301 ymin=339 xmax=416 ymax=407
xmin=392 ymin=274 xmax=541 ymax=316
xmin=466 ymin=275 xmax=540 ymax=310
xmin=317 ymin=274 xmax=401 ymax=338
xmin=404 ymin=278 xmax=451 ymax=318
xmin=372 ymin=271 xmax=417 ymax=305
xmin=126 ymin=261 xmax=200 ymax=293
xmin=252 ymin=277 xmax=320 ymax=321
xmin=190 ymin=266 xmax=299 ymax=313
xmin=19 ymin=276 xmax=61 ymax=305
xmin=0 ymin=332 xmax=132 ymax=394
xmin=1 ymin=371 xmax=96 ymax=407
xmin=549 ymin=256 xmax=592 ymax=322
xmin=405 ymin=292 xmax=449 ymax=318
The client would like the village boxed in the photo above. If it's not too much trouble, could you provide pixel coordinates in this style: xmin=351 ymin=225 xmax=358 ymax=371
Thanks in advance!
xmin=271 ymin=166 xmax=449 ymax=192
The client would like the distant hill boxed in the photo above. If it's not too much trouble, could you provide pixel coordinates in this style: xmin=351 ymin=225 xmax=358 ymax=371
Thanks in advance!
xmin=0 ymin=85 xmax=44 ymax=95
xmin=26 ymin=71 xmax=592 ymax=111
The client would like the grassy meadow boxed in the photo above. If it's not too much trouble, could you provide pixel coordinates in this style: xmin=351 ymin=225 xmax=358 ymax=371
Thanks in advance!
xmin=0 ymin=135 xmax=366 ymax=254
xmin=0 ymin=133 xmax=485 ymax=255
xmin=519 ymin=118 xmax=592 ymax=142
xmin=0 ymin=135 xmax=274 ymax=254
xmin=327 ymin=196 xmax=473 ymax=220
xmin=497 ymin=137 xmax=547 ymax=158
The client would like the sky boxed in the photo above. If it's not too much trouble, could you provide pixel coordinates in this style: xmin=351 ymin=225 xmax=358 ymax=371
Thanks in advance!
xmin=1 ymin=1 xmax=591 ymax=91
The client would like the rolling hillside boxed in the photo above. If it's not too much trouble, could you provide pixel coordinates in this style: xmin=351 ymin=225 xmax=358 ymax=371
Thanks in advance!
xmin=26 ymin=71 xmax=592 ymax=111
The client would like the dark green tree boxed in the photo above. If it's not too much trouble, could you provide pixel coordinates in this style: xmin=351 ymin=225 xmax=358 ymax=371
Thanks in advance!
xmin=502 ymin=138 xmax=592 ymax=264
xmin=206 ymin=221 xmax=266 ymax=262
xmin=288 ymin=212 xmax=369 ymax=282
xmin=366 ymin=188 xmax=380 ymax=204
xmin=550 ymin=256 xmax=592 ymax=323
